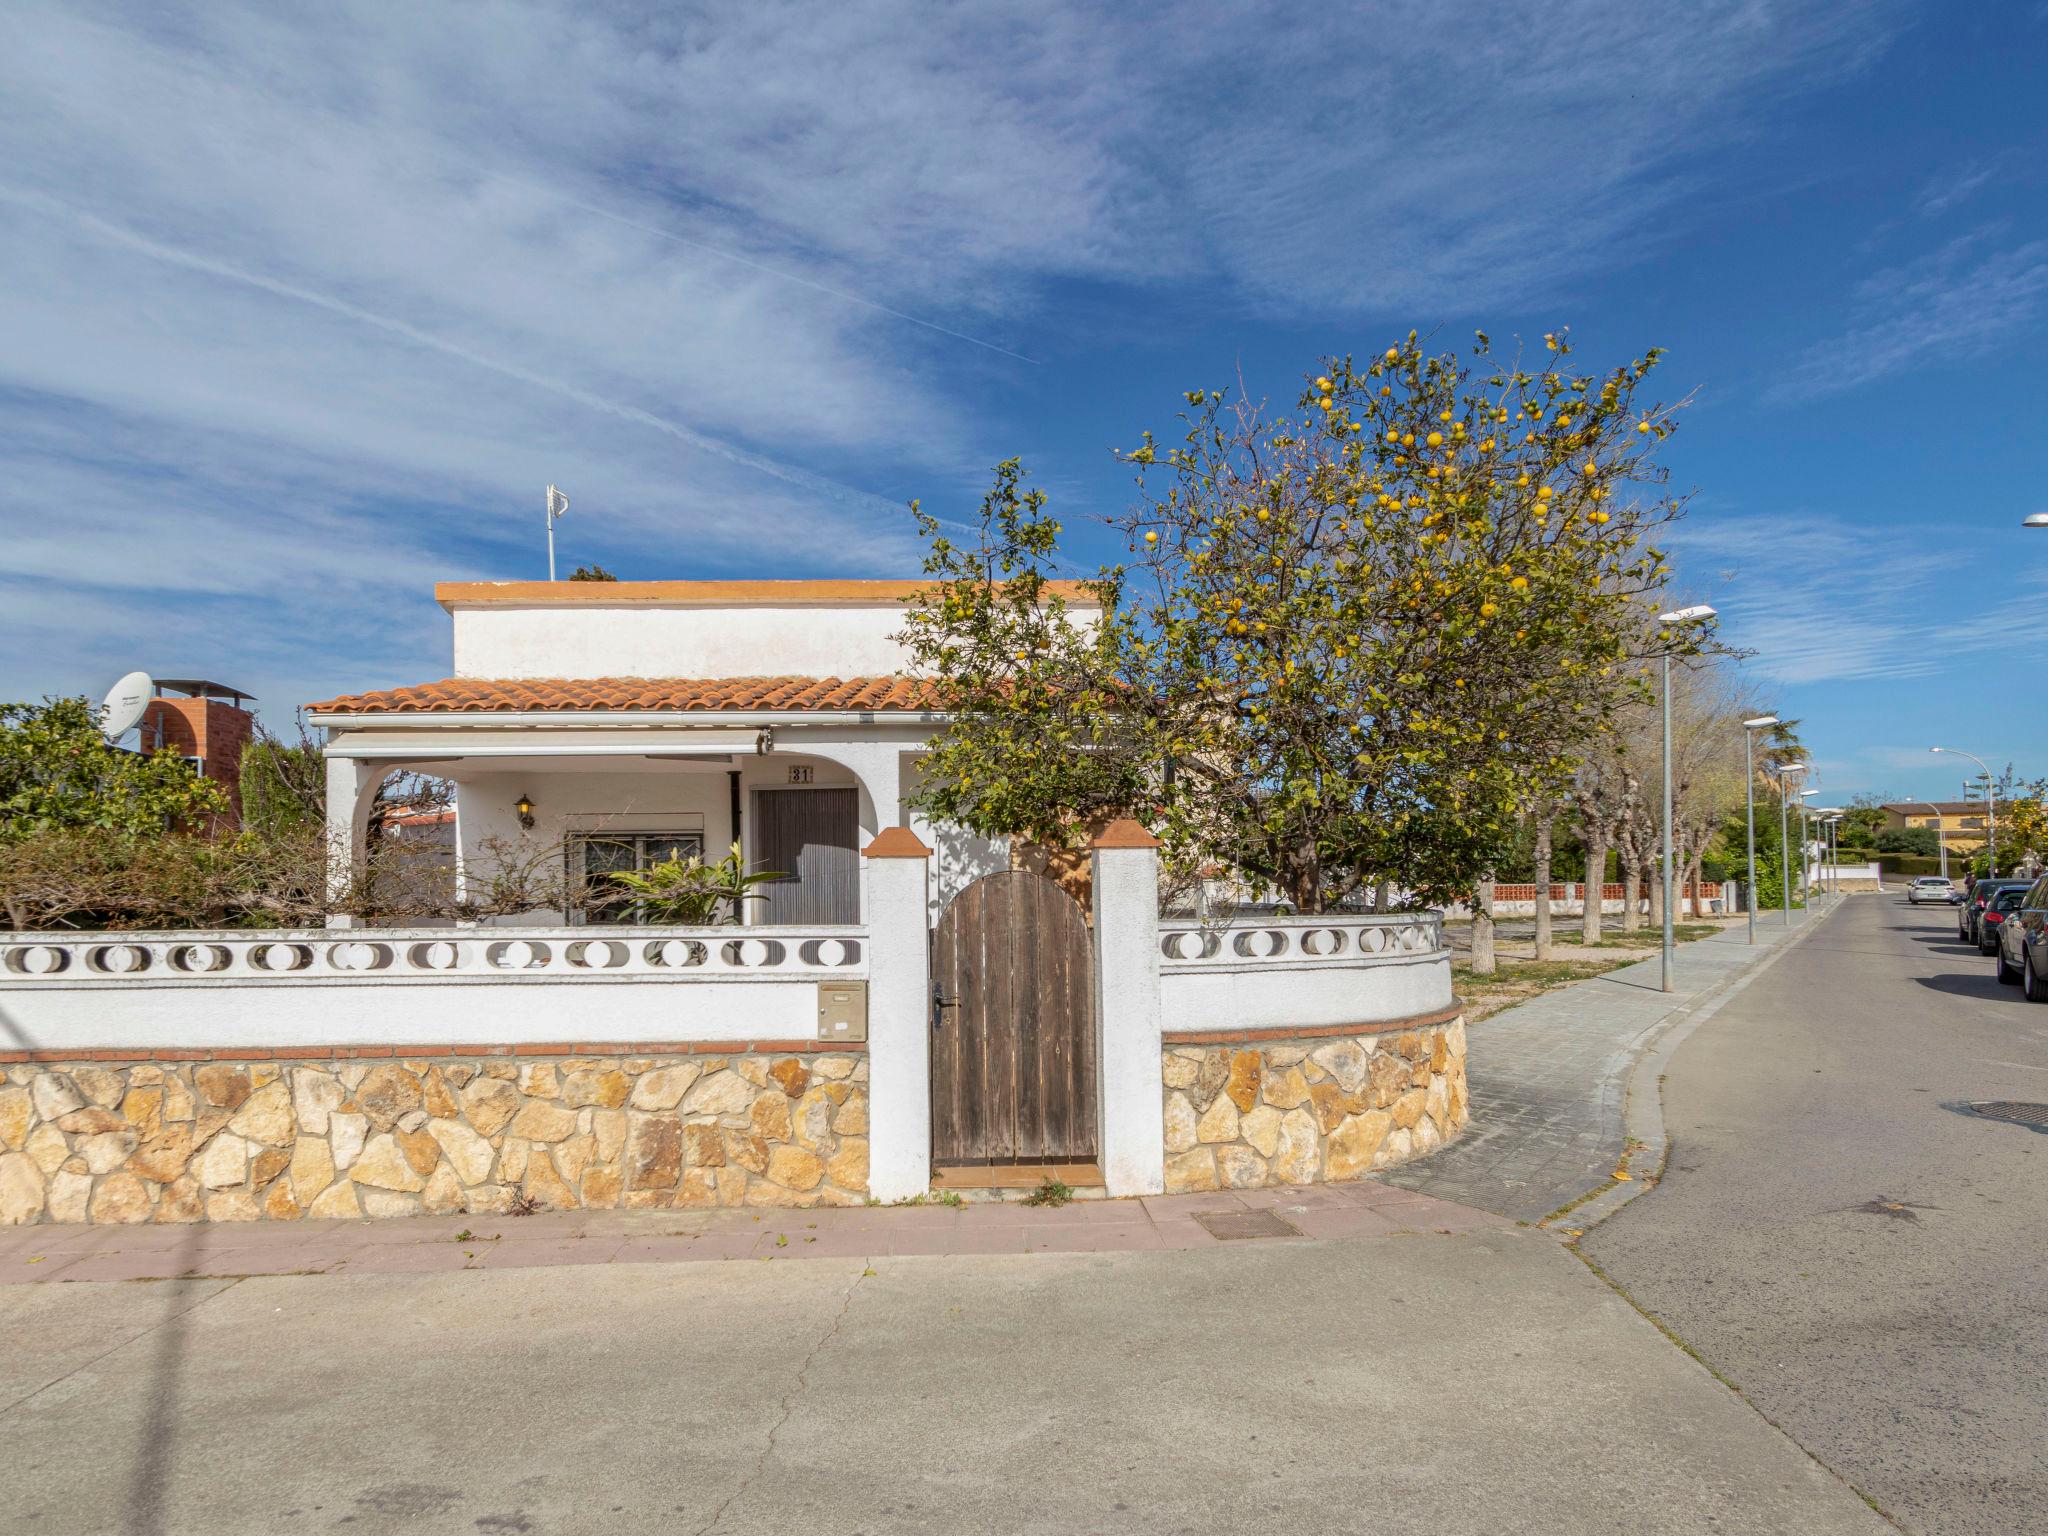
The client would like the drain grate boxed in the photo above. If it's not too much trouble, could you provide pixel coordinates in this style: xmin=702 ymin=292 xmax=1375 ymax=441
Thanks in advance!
xmin=1962 ymin=1101 xmax=2048 ymax=1134
xmin=1193 ymin=1208 xmax=1302 ymax=1241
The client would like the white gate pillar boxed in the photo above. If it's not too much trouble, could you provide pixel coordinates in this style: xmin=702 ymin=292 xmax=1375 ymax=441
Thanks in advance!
xmin=863 ymin=826 xmax=932 ymax=1201
xmin=1090 ymin=819 xmax=1166 ymax=1196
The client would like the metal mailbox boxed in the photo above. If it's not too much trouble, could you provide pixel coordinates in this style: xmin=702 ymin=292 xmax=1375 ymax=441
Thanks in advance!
xmin=816 ymin=979 xmax=868 ymax=1042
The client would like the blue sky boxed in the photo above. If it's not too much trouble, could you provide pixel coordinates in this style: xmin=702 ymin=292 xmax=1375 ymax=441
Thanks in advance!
xmin=2 ymin=1 xmax=2044 ymax=806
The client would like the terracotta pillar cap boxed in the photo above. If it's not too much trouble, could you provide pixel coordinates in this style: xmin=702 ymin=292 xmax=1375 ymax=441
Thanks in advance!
xmin=862 ymin=826 xmax=933 ymax=859
xmin=1091 ymin=818 xmax=1161 ymax=850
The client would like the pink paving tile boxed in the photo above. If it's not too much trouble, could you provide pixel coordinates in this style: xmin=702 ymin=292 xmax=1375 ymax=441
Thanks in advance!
xmin=611 ymin=1235 xmax=726 ymax=1266
xmin=1020 ymin=1222 xmax=1168 ymax=1254
xmin=0 ymin=1253 xmax=91 ymax=1284
xmin=48 ymin=1251 xmax=216 ymax=1284
xmin=886 ymin=1226 xmax=1026 ymax=1257
xmin=333 ymin=1244 xmax=482 ymax=1276
xmin=1233 ymin=1185 xmax=1357 ymax=1212
xmin=1138 ymin=1192 xmax=1250 ymax=1220
xmin=1281 ymin=1206 xmax=1404 ymax=1240
xmin=747 ymin=1230 xmax=880 ymax=1260
xmin=466 ymin=1237 xmax=625 ymax=1270
xmin=1147 ymin=1219 xmax=1221 ymax=1250
xmin=168 ymin=1242 xmax=361 ymax=1278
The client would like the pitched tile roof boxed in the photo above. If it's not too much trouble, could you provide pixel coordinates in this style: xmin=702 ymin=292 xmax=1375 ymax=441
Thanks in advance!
xmin=305 ymin=676 xmax=948 ymax=716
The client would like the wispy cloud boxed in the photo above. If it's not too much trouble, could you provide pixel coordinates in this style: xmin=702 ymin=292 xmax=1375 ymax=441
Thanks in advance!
xmin=1768 ymin=227 xmax=2048 ymax=401
xmin=0 ymin=1 xmax=1905 ymax=714
xmin=1672 ymin=506 xmax=2048 ymax=686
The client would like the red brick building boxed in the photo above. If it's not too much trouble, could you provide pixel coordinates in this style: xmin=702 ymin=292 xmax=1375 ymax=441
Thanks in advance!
xmin=136 ymin=679 xmax=256 ymax=827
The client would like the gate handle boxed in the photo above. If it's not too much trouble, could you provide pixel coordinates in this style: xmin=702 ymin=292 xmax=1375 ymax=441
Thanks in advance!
xmin=931 ymin=984 xmax=958 ymax=1030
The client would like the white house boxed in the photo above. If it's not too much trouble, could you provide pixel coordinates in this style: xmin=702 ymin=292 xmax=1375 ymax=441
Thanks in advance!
xmin=0 ymin=577 xmax=1464 ymax=1229
xmin=307 ymin=579 xmax=1092 ymax=924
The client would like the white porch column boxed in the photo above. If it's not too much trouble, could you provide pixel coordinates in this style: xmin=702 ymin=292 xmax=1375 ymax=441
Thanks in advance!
xmin=323 ymin=754 xmax=383 ymax=930
xmin=1090 ymin=819 xmax=1165 ymax=1196
xmin=862 ymin=826 xmax=931 ymax=1201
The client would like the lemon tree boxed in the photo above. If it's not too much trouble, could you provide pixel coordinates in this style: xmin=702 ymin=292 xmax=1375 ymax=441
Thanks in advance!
xmin=904 ymin=331 xmax=1704 ymax=911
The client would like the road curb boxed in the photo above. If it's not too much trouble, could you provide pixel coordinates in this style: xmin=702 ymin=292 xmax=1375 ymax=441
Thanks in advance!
xmin=1542 ymin=899 xmax=1847 ymax=1236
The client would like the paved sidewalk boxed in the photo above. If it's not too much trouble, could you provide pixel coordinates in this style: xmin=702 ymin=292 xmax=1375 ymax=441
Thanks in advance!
xmin=0 ymin=1177 xmax=1506 ymax=1285
xmin=0 ymin=1222 xmax=1888 ymax=1534
xmin=1381 ymin=905 xmax=1826 ymax=1222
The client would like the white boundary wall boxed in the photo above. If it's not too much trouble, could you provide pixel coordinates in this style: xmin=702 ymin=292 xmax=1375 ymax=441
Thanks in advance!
xmin=1157 ymin=914 xmax=1452 ymax=1033
xmin=0 ymin=926 xmax=864 ymax=1049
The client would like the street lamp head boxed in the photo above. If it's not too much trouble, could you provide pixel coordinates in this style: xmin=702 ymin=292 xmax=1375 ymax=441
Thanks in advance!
xmin=1743 ymin=715 xmax=1780 ymax=729
xmin=2024 ymin=512 xmax=2048 ymax=528
xmin=1798 ymin=788 xmax=1821 ymax=798
xmin=1657 ymin=604 xmax=1718 ymax=624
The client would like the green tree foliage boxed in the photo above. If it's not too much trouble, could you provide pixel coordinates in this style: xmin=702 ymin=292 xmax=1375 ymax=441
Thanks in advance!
xmin=238 ymin=733 xmax=326 ymax=840
xmin=1875 ymin=826 xmax=1941 ymax=857
xmin=0 ymin=696 xmax=227 ymax=839
xmin=904 ymin=331 xmax=1699 ymax=909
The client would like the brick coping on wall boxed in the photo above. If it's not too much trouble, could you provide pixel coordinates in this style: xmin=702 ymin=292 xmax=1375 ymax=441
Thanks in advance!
xmin=1159 ymin=1000 xmax=1464 ymax=1047
xmin=0 ymin=1039 xmax=866 ymax=1065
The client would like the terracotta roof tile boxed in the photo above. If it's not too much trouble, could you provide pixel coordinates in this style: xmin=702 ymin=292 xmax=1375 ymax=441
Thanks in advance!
xmin=305 ymin=676 xmax=948 ymax=716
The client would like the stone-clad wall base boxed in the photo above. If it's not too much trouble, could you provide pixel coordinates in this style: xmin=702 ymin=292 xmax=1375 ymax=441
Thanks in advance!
xmin=0 ymin=1050 xmax=869 ymax=1226
xmin=1161 ymin=1018 xmax=1467 ymax=1191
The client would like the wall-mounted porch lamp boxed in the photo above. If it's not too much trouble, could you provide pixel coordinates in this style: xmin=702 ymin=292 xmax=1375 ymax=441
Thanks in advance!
xmin=515 ymin=793 xmax=536 ymax=830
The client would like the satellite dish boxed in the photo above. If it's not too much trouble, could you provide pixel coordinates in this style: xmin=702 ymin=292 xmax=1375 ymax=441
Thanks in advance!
xmin=99 ymin=671 xmax=154 ymax=743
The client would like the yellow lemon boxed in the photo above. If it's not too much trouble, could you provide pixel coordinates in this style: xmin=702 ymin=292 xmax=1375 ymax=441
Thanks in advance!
xmin=1384 ymin=347 xmax=1399 ymax=361
xmin=1637 ymin=419 xmax=1651 ymax=433
xmin=1510 ymin=576 xmax=1528 ymax=590
xmin=1426 ymin=431 xmax=1443 ymax=447
xmin=1582 ymin=460 xmax=1597 ymax=477
xmin=1480 ymin=602 xmax=1498 ymax=617
xmin=1385 ymin=430 xmax=1400 ymax=443
xmin=1144 ymin=530 xmax=1159 ymax=543
xmin=1315 ymin=375 xmax=1332 ymax=391
xmin=1537 ymin=485 xmax=1554 ymax=500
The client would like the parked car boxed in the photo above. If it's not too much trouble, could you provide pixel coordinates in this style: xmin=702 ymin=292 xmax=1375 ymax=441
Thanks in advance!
xmin=1977 ymin=885 xmax=2027 ymax=954
xmin=1907 ymin=875 xmax=1955 ymax=905
xmin=1995 ymin=875 xmax=2048 ymax=998
xmin=1960 ymin=879 xmax=2033 ymax=944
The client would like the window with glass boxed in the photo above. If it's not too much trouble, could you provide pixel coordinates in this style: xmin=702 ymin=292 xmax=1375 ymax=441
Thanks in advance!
xmin=567 ymin=832 xmax=705 ymax=923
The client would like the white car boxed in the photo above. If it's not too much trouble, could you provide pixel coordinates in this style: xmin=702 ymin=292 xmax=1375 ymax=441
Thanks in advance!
xmin=1907 ymin=875 xmax=1956 ymax=905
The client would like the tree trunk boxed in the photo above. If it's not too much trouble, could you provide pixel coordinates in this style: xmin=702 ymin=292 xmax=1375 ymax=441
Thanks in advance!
xmin=1688 ymin=851 xmax=1706 ymax=919
xmin=1648 ymin=858 xmax=1665 ymax=929
xmin=1471 ymin=875 xmax=1497 ymax=976
xmin=1620 ymin=855 xmax=1643 ymax=932
xmin=1582 ymin=837 xmax=1607 ymax=945
xmin=1372 ymin=880 xmax=1390 ymax=914
xmin=1532 ymin=812 xmax=1555 ymax=962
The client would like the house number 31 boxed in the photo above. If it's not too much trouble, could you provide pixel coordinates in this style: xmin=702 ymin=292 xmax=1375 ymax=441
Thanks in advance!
xmin=787 ymin=765 xmax=814 ymax=783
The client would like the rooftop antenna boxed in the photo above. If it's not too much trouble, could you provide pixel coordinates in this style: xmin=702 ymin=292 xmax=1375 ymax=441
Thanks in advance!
xmin=545 ymin=485 xmax=570 ymax=581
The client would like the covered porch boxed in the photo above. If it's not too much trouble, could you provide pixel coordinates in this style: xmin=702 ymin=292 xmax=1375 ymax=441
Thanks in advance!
xmin=309 ymin=679 xmax=1005 ymax=927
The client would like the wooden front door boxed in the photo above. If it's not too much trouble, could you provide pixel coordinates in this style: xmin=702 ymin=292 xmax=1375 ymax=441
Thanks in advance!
xmin=751 ymin=788 xmax=859 ymax=924
xmin=930 ymin=870 xmax=1097 ymax=1164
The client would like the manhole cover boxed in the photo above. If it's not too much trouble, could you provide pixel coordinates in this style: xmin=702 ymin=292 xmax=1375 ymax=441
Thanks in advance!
xmin=1962 ymin=1101 xmax=2048 ymax=1134
xmin=1193 ymin=1209 xmax=1301 ymax=1241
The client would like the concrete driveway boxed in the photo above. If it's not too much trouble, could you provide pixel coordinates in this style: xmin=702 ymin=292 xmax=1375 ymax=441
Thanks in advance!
xmin=1585 ymin=893 xmax=2048 ymax=1534
xmin=0 ymin=1218 xmax=1885 ymax=1535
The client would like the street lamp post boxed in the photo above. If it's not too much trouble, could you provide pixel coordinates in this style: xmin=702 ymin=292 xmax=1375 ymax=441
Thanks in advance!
xmin=1743 ymin=716 xmax=1780 ymax=944
xmin=1916 ymin=801 xmax=1948 ymax=880
xmin=1932 ymin=747 xmax=1997 ymax=874
xmin=1798 ymin=788 xmax=1821 ymax=905
xmin=1656 ymin=605 xmax=1718 ymax=993
xmin=1778 ymin=763 xmax=1806 ymax=927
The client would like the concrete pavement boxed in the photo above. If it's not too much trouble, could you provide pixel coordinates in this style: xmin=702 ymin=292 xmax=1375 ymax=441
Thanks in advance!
xmin=1584 ymin=893 xmax=2048 ymax=1534
xmin=1 ymin=1220 xmax=1887 ymax=1535
xmin=1384 ymin=906 xmax=1822 ymax=1221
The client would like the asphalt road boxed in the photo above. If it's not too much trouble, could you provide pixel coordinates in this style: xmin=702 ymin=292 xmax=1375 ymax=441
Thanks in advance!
xmin=1584 ymin=893 xmax=2048 ymax=1534
xmin=0 ymin=1225 xmax=1884 ymax=1535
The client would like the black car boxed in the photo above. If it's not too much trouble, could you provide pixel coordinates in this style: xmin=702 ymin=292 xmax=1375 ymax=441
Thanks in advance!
xmin=1977 ymin=885 xmax=2027 ymax=954
xmin=1960 ymin=879 xmax=2032 ymax=945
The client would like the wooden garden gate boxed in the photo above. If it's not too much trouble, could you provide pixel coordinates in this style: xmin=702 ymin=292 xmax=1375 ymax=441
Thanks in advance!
xmin=929 ymin=870 xmax=1097 ymax=1164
